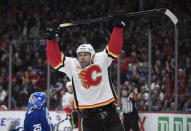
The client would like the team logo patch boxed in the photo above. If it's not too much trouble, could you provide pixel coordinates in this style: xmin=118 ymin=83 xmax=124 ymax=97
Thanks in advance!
xmin=29 ymin=96 xmax=37 ymax=104
xmin=78 ymin=65 xmax=102 ymax=88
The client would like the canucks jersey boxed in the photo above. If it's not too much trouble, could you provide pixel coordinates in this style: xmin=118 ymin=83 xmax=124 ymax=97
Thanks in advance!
xmin=24 ymin=105 xmax=52 ymax=131
xmin=46 ymin=27 xmax=124 ymax=109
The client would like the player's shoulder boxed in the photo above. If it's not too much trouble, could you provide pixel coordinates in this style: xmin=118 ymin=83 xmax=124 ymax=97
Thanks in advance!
xmin=62 ymin=92 xmax=72 ymax=98
xmin=93 ymin=50 xmax=108 ymax=62
xmin=94 ymin=50 xmax=107 ymax=57
xmin=65 ymin=57 xmax=78 ymax=63
xmin=27 ymin=107 xmax=46 ymax=116
xmin=65 ymin=56 xmax=76 ymax=61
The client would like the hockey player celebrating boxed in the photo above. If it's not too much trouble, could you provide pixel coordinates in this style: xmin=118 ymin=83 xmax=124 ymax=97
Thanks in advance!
xmin=45 ymin=13 xmax=126 ymax=131
xmin=24 ymin=92 xmax=52 ymax=131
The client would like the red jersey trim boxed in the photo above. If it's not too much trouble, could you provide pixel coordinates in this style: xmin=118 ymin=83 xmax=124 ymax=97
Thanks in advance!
xmin=106 ymin=46 xmax=119 ymax=58
xmin=53 ymin=53 xmax=64 ymax=69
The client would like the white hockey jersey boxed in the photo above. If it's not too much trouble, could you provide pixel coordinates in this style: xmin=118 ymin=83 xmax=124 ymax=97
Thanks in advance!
xmin=46 ymin=27 xmax=124 ymax=109
xmin=62 ymin=92 xmax=73 ymax=108
xmin=58 ymin=50 xmax=117 ymax=109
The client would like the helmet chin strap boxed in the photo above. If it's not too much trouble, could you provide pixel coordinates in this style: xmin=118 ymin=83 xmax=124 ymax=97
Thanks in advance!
xmin=90 ymin=54 xmax=95 ymax=65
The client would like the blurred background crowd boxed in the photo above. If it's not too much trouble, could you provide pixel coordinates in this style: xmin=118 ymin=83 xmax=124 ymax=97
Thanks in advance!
xmin=0 ymin=0 xmax=191 ymax=112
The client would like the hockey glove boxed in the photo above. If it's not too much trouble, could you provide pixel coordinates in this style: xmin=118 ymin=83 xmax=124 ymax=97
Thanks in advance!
xmin=45 ymin=22 xmax=60 ymax=40
xmin=113 ymin=11 xmax=126 ymax=29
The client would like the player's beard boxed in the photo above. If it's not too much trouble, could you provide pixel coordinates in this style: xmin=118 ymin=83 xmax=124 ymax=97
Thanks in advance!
xmin=80 ymin=61 xmax=91 ymax=68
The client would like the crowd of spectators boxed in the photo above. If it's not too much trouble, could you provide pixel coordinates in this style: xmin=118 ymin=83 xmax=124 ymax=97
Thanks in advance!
xmin=0 ymin=0 xmax=190 ymax=112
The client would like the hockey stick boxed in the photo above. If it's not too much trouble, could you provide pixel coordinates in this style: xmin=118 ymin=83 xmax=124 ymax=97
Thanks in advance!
xmin=60 ymin=8 xmax=178 ymax=28
xmin=52 ymin=117 xmax=69 ymax=131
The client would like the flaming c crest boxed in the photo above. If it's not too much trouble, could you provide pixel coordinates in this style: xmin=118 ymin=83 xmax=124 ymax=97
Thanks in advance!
xmin=78 ymin=65 xmax=102 ymax=89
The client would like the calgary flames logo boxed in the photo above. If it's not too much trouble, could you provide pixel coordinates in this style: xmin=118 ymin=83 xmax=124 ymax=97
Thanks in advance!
xmin=78 ymin=65 xmax=102 ymax=89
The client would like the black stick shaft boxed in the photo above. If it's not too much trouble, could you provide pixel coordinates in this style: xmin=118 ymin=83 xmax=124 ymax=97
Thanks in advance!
xmin=59 ymin=8 xmax=169 ymax=27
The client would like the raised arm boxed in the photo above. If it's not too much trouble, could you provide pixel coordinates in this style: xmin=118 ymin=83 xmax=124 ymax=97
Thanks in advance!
xmin=46 ymin=39 xmax=64 ymax=69
xmin=106 ymin=27 xmax=124 ymax=58
xmin=45 ymin=23 xmax=64 ymax=70
xmin=106 ymin=12 xmax=126 ymax=59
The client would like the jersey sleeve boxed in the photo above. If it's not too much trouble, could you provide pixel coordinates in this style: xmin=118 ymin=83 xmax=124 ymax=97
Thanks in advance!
xmin=106 ymin=27 xmax=124 ymax=59
xmin=46 ymin=39 xmax=64 ymax=69
xmin=96 ymin=27 xmax=124 ymax=67
xmin=46 ymin=39 xmax=72 ymax=79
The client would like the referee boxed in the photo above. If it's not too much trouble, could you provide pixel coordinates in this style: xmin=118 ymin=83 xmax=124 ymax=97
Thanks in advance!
xmin=120 ymin=86 xmax=139 ymax=131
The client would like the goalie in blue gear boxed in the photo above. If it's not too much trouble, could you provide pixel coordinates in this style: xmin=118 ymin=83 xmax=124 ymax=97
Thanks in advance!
xmin=24 ymin=92 xmax=52 ymax=131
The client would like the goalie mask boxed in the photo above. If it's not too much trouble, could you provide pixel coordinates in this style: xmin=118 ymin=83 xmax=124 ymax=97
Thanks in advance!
xmin=27 ymin=92 xmax=46 ymax=109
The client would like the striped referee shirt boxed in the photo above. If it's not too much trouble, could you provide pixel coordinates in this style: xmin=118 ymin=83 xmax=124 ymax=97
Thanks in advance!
xmin=121 ymin=96 xmax=136 ymax=113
